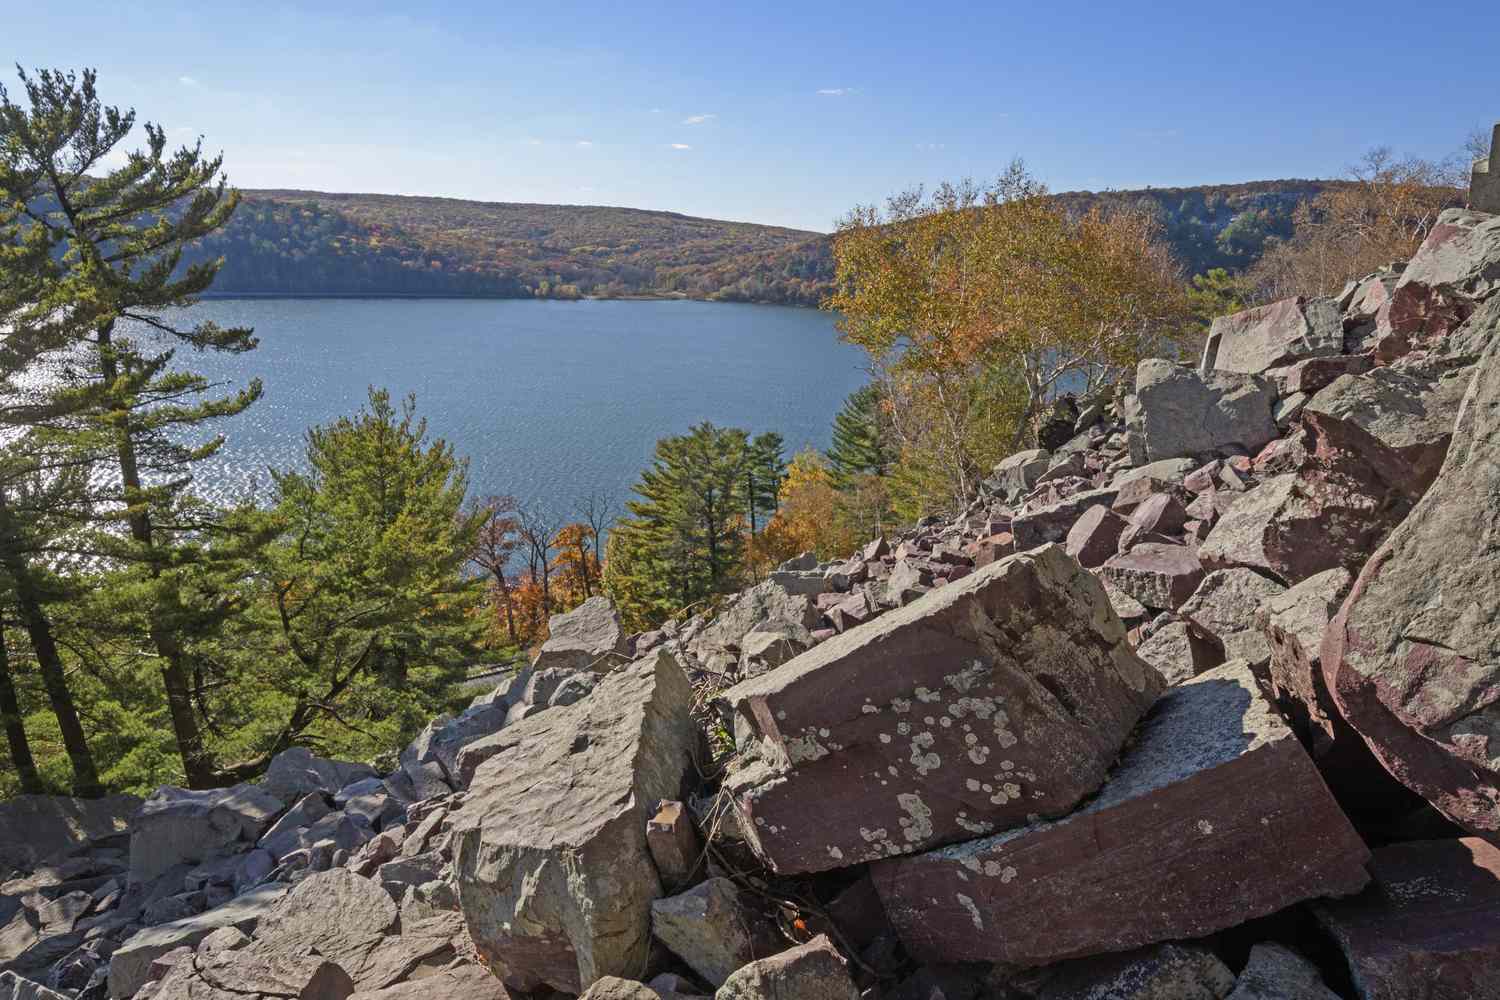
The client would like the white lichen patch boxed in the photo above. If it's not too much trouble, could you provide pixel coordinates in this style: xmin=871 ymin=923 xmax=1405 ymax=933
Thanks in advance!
xmin=859 ymin=827 xmax=890 ymax=843
xmin=914 ymin=686 xmax=942 ymax=703
xmin=785 ymin=732 xmax=830 ymax=764
xmin=891 ymin=697 xmax=912 ymax=714
xmin=909 ymin=732 xmax=941 ymax=775
xmin=967 ymin=745 xmax=991 ymax=766
xmin=878 ymin=733 xmax=892 ymax=744
xmin=828 ymin=846 xmax=844 ymax=860
xmin=897 ymin=793 xmax=934 ymax=843
xmin=861 ymin=702 xmax=880 ymax=714
xmin=957 ymin=892 xmax=984 ymax=930
xmin=1196 ymin=819 xmax=1214 ymax=835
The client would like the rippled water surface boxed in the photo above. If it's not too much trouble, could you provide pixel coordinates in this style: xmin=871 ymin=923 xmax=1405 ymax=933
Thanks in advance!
xmin=142 ymin=298 xmax=866 ymax=515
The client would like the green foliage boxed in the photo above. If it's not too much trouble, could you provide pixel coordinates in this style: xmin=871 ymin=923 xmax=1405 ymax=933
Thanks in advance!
xmin=1187 ymin=268 xmax=1254 ymax=330
xmin=605 ymin=422 xmax=785 ymax=630
xmin=826 ymin=385 xmax=893 ymax=488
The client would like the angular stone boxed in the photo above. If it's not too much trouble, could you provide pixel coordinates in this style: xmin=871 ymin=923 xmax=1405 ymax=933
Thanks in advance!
xmin=151 ymin=947 xmax=355 ymax=1000
xmin=1322 ymin=338 xmax=1500 ymax=836
xmin=871 ymin=661 xmax=1370 ymax=967
xmin=645 ymin=801 xmax=700 ymax=893
xmin=1314 ymin=838 xmax=1500 ymax=1000
xmin=1135 ymin=620 xmax=1224 ymax=685
xmin=129 ymin=784 xmax=285 ymax=885
xmin=722 ymin=545 xmax=1162 ymax=876
xmin=335 ymin=778 xmax=403 ymax=831
xmin=257 ymin=792 xmax=334 ymax=862
xmin=0 ymin=795 xmax=139 ymax=879
xmin=0 ymin=971 xmax=69 ymax=1000
xmin=1012 ymin=487 xmax=1118 ymax=550
xmin=826 ymin=589 xmax=877 ymax=633
xmin=1124 ymin=360 xmax=1277 ymax=465
xmin=1224 ymin=943 xmax=1339 ymax=1000
xmin=451 ymin=651 xmax=697 ymax=994
xmin=1254 ymin=568 xmax=1356 ymax=762
xmin=688 ymin=582 xmax=820 ymax=666
xmin=738 ymin=631 xmax=806 ymax=679
xmin=109 ymin=883 xmax=290 ymax=998
xmin=1264 ymin=354 xmax=1374 ymax=397
xmin=1100 ymin=543 xmax=1204 ymax=611
xmin=1178 ymin=568 xmax=1287 ymax=667
xmin=1063 ymin=505 xmax=1129 ymax=569
xmin=650 ymin=878 xmax=779 ymax=987
xmin=532 ymin=596 xmax=632 ymax=673
xmin=1029 ymin=944 xmax=1235 ymax=1000
xmin=1202 ymin=296 xmax=1343 ymax=376
xmin=1112 ymin=458 xmax=1198 ymax=489
xmin=252 ymin=870 xmax=398 ymax=990
xmin=1117 ymin=492 xmax=1190 ymax=552
xmin=261 ymin=747 xmax=377 ymax=805
xmin=1388 ymin=209 xmax=1500 ymax=340
xmin=345 ymin=962 xmax=509 ymax=1000
xmin=577 ymin=978 xmax=662 ymax=1000
xmin=992 ymin=449 xmax=1051 ymax=499
xmin=400 ymin=700 xmax=508 ymax=791
xmin=715 ymin=935 xmax=858 ymax=1000
xmin=1303 ymin=364 xmax=1469 ymax=492
xmin=967 ymin=532 xmax=1015 ymax=568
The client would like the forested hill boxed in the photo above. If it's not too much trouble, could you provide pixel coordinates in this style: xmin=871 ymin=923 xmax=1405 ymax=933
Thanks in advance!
xmin=192 ymin=179 xmax=1345 ymax=304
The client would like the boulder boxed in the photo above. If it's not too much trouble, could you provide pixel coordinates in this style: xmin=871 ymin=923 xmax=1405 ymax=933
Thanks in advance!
xmin=128 ymin=784 xmax=285 ymax=885
xmin=722 ymin=544 xmax=1162 ymax=876
xmin=0 ymin=795 xmax=139 ymax=879
xmin=256 ymin=792 xmax=334 ymax=861
xmin=1134 ymin=619 xmax=1224 ymax=685
xmin=109 ymin=883 xmax=290 ymax=998
xmin=645 ymin=801 xmax=700 ymax=892
xmin=1303 ymin=364 xmax=1469 ymax=492
xmin=1387 ymin=209 xmax=1500 ymax=341
xmin=1314 ymin=838 xmax=1500 ymax=1000
xmin=0 ymin=972 xmax=68 ymax=1000
xmin=1263 ymin=355 xmax=1374 ymax=397
xmin=400 ymin=700 xmax=509 ymax=791
xmin=151 ymin=947 xmax=355 ymax=1000
xmin=1178 ymin=568 xmax=1287 ymax=667
xmin=871 ymin=661 xmax=1370 ymax=967
xmin=688 ymin=582 xmax=820 ymax=666
xmin=250 ymin=870 xmax=400 ymax=990
xmin=1201 ymin=296 xmax=1343 ymax=376
xmin=344 ymin=962 xmax=509 ymax=1000
xmin=1224 ymin=943 xmax=1339 ymax=1000
xmin=532 ymin=596 xmax=632 ymax=673
xmin=1254 ymin=568 xmax=1358 ymax=762
xmin=1028 ymin=943 xmax=1235 ymax=1000
xmin=1123 ymin=360 xmax=1277 ymax=465
xmin=1117 ymin=492 xmax=1189 ymax=553
xmin=992 ymin=449 xmax=1051 ymax=499
xmin=1100 ymin=543 xmax=1204 ymax=611
xmin=714 ymin=935 xmax=858 ymax=1000
xmin=1063 ymin=505 xmax=1129 ymax=569
xmin=261 ymin=748 xmax=377 ymax=805
xmin=1322 ymin=337 xmax=1500 ymax=836
xmin=577 ymin=978 xmax=664 ymax=1000
xmin=335 ymin=778 xmax=403 ymax=831
xmin=1111 ymin=458 xmax=1198 ymax=489
xmin=451 ymin=651 xmax=697 ymax=994
xmin=1012 ymin=487 xmax=1119 ymax=550
xmin=650 ymin=878 xmax=779 ymax=987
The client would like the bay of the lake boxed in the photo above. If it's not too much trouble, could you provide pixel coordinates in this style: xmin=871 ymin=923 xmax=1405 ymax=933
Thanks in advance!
xmin=144 ymin=297 xmax=867 ymax=518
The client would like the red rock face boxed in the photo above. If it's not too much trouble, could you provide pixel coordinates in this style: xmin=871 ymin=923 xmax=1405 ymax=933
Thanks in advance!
xmin=1315 ymin=839 xmax=1500 ymax=1000
xmin=1063 ymin=505 xmax=1129 ymax=569
xmin=721 ymin=545 xmax=1162 ymax=875
xmin=1100 ymin=542 xmax=1204 ymax=611
xmin=1321 ymin=341 xmax=1500 ymax=837
xmin=870 ymin=662 xmax=1370 ymax=968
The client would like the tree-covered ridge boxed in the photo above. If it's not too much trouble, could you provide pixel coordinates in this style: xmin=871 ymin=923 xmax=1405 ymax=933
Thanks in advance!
xmin=185 ymin=180 xmax=1351 ymax=305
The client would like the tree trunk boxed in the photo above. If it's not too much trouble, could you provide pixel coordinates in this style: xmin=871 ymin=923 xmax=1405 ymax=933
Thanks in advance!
xmin=96 ymin=325 xmax=215 ymax=789
xmin=491 ymin=570 xmax=518 ymax=645
xmin=0 ymin=541 xmax=101 ymax=796
xmin=0 ymin=618 xmax=45 ymax=795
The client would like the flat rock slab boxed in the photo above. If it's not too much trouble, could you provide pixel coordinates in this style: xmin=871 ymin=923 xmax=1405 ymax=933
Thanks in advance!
xmin=452 ymin=651 xmax=697 ymax=994
xmin=1203 ymin=296 xmax=1342 ymax=376
xmin=715 ymin=935 xmax=858 ymax=1000
xmin=109 ymin=883 xmax=290 ymax=998
xmin=129 ymin=783 xmax=285 ymax=885
xmin=1027 ymin=943 xmax=1235 ymax=1000
xmin=1124 ymin=360 xmax=1277 ymax=465
xmin=1314 ymin=838 xmax=1500 ymax=1000
xmin=346 ymin=962 xmax=510 ymax=1000
xmin=532 ymin=596 xmax=632 ymax=673
xmin=151 ymin=947 xmax=355 ymax=1000
xmin=0 ymin=795 xmax=139 ymax=878
xmin=1224 ymin=943 xmax=1339 ymax=1000
xmin=871 ymin=660 xmax=1370 ymax=967
xmin=1322 ymin=337 xmax=1500 ymax=836
xmin=1100 ymin=542 xmax=1205 ymax=611
xmin=722 ymin=545 xmax=1162 ymax=875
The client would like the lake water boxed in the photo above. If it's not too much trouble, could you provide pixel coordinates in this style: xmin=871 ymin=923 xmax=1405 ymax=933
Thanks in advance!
xmin=143 ymin=298 xmax=867 ymax=519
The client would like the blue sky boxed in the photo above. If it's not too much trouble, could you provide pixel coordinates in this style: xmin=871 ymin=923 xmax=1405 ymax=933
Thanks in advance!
xmin=11 ymin=1 xmax=1499 ymax=232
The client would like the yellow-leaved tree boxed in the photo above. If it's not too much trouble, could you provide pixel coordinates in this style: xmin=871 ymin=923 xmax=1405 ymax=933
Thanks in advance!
xmin=826 ymin=161 xmax=1193 ymax=515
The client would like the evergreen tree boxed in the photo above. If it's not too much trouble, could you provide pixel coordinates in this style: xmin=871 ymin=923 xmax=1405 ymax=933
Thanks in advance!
xmin=0 ymin=616 xmax=43 ymax=794
xmin=1 ymin=68 xmax=261 ymax=787
xmin=215 ymin=389 xmax=484 ymax=769
xmin=826 ymin=385 xmax=892 ymax=488
xmin=745 ymin=431 xmax=785 ymax=535
xmin=606 ymin=422 xmax=755 ymax=626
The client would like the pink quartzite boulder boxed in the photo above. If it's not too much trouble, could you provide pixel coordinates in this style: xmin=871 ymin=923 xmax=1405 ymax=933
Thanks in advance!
xmin=870 ymin=660 xmax=1370 ymax=967
xmin=1387 ymin=209 xmax=1500 ymax=343
xmin=722 ymin=544 xmax=1163 ymax=875
xmin=1100 ymin=543 xmax=1204 ymax=611
xmin=1201 ymin=296 xmax=1343 ymax=376
xmin=1063 ymin=505 xmax=1129 ymax=569
xmin=1314 ymin=838 xmax=1500 ymax=1000
xmin=1322 ymin=337 xmax=1500 ymax=837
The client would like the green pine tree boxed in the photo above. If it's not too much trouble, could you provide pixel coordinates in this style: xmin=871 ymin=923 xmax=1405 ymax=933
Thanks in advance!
xmin=745 ymin=431 xmax=786 ymax=535
xmin=1 ymin=67 xmax=262 ymax=787
xmin=826 ymin=385 xmax=893 ymax=488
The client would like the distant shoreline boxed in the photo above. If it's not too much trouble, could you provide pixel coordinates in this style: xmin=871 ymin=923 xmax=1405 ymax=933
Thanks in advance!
xmin=198 ymin=291 xmax=817 ymax=307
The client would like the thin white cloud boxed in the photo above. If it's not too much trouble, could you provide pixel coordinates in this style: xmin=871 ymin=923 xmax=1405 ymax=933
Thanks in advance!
xmin=649 ymin=108 xmax=664 ymax=114
xmin=681 ymin=113 xmax=716 ymax=125
xmin=576 ymin=140 xmax=594 ymax=148
xmin=669 ymin=143 xmax=692 ymax=150
xmin=178 ymin=75 xmax=199 ymax=87
xmin=521 ymin=138 xmax=543 ymax=146
xmin=817 ymin=87 xmax=856 ymax=96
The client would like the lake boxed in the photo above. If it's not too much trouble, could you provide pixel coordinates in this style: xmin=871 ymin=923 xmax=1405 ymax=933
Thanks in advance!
xmin=141 ymin=298 xmax=867 ymax=520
